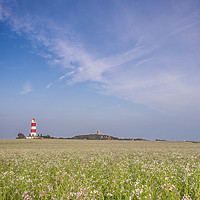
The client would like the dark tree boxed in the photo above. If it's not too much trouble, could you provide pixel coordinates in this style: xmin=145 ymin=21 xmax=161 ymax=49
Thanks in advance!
xmin=17 ymin=133 xmax=25 ymax=139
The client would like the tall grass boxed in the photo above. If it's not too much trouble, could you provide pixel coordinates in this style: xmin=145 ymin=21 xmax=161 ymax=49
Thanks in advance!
xmin=0 ymin=139 xmax=199 ymax=199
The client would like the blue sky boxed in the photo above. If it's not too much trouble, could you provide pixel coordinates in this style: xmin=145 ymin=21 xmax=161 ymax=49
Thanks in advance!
xmin=0 ymin=0 xmax=200 ymax=140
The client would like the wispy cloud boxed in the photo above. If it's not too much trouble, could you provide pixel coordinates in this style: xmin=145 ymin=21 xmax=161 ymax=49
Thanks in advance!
xmin=1 ymin=0 xmax=200 ymax=115
xmin=0 ymin=0 xmax=10 ymax=21
xmin=163 ymin=14 xmax=200 ymax=40
xmin=59 ymin=71 xmax=75 ymax=81
xmin=46 ymin=83 xmax=52 ymax=89
xmin=19 ymin=82 xmax=33 ymax=95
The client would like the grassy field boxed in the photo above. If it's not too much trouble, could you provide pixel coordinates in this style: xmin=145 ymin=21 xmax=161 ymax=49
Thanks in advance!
xmin=0 ymin=139 xmax=200 ymax=199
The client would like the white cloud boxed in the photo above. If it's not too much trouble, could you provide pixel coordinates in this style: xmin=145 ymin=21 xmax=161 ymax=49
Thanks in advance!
xmin=19 ymin=82 xmax=33 ymax=95
xmin=102 ymin=70 xmax=200 ymax=114
xmin=2 ymin=1 xmax=200 ymax=115
xmin=59 ymin=71 xmax=75 ymax=81
xmin=0 ymin=1 xmax=10 ymax=20
xmin=46 ymin=83 xmax=52 ymax=89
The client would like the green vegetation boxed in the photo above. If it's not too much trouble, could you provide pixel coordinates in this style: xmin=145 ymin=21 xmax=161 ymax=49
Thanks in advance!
xmin=16 ymin=133 xmax=25 ymax=139
xmin=72 ymin=134 xmax=119 ymax=140
xmin=0 ymin=140 xmax=199 ymax=199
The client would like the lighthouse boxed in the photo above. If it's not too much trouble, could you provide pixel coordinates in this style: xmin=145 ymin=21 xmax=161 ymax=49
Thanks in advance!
xmin=30 ymin=117 xmax=36 ymax=137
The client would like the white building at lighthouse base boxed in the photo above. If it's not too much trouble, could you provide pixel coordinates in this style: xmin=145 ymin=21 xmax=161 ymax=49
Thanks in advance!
xmin=26 ymin=136 xmax=37 ymax=139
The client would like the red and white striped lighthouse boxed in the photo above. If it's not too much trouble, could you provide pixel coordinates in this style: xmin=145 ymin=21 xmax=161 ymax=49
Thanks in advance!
xmin=30 ymin=117 xmax=36 ymax=137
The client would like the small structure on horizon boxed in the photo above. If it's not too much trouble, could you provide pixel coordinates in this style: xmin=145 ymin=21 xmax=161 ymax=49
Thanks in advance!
xmin=26 ymin=117 xmax=37 ymax=139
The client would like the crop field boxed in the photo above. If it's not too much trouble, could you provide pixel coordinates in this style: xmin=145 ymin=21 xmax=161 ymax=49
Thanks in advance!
xmin=0 ymin=139 xmax=200 ymax=199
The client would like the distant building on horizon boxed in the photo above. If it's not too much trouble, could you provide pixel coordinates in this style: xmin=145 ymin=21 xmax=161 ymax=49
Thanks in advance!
xmin=26 ymin=117 xmax=37 ymax=139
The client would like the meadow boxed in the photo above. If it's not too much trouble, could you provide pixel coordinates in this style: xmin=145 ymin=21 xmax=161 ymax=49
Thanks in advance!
xmin=0 ymin=139 xmax=199 ymax=199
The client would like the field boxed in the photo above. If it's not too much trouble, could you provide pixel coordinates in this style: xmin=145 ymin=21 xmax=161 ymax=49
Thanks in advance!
xmin=0 ymin=139 xmax=200 ymax=199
